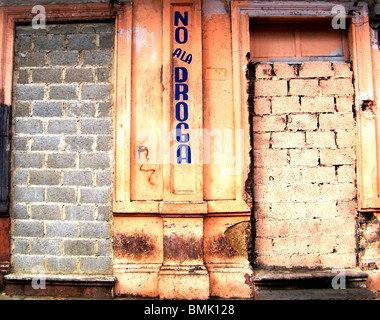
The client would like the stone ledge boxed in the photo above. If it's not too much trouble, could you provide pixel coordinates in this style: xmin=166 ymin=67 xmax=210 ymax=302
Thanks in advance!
xmin=4 ymin=274 xmax=116 ymax=298
xmin=254 ymin=288 xmax=378 ymax=300
xmin=4 ymin=274 xmax=115 ymax=285
xmin=253 ymin=269 xmax=369 ymax=289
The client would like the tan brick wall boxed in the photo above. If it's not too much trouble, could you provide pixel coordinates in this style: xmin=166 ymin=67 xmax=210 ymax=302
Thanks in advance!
xmin=251 ymin=61 xmax=357 ymax=269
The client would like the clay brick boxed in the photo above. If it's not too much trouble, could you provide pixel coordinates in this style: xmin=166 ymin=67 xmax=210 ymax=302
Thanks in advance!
xmin=305 ymin=201 xmax=337 ymax=219
xmin=253 ymin=184 xmax=289 ymax=202
xmin=271 ymin=132 xmax=305 ymax=148
xmin=320 ymin=183 xmax=356 ymax=201
xmin=319 ymin=113 xmax=355 ymax=130
xmin=254 ymin=167 xmax=301 ymax=184
xmin=254 ymin=80 xmax=288 ymax=97
xmin=333 ymin=63 xmax=352 ymax=78
xmin=321 ymin=253 xmax=356 ymax=269
xmin=320 ymin=148 xmax=355 ymax=165
xmin=273 ymin=63 xmax=296 ymax=79
xmin=271 ymin=167 xmax=302 ymax=183
xmin=253 ymin=133 xmax=271 ymax=150
xmin=302 ymin=167 xmax=336 ymax=183
xmin=270 ymin=202 xmax=307 ymax=220
xmin=252 ymin=115 xmax=286 ymax=132
xmin=301 ymin=97 xmax=335 ymax=113
xmin=299 ymin=61 xmax=333 ymax=78
xmin=255 ymin=219 xmax=291 ymax=238
xmin=254 ymin=149 xmax=288 ymax=167
xmin=306 ymin=131 xmax=336 ymax=148
xmin=255 ymin=64 xmax=273 ymax=79
xmin=336 ymin=97 xmax=354 ymax=112
xmin=320 ymin=78 xmax=354 ymax=96
xmin=288 ymin=114 xmax=318 ymax=130
xmin=272 ymin=96 xmax=301 ymax=114
xmin=253 ymin=98 xmax=271 ymax=115
xmin=289 ymin=184 xmax=320 ymax=202
xmin=289 ymin=79 xmax=320 ymax=96
xmin=289 ymin=149 xmax=319 ymax=166
xmin=337 ymin=165 xmax=356 ymax=183
xmin=336 ymin=131 xmax=355 ymax=149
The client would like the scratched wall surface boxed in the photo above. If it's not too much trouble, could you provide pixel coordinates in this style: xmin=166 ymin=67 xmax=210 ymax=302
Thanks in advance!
xmin=10 ymin=22 xmax=114 ymax=275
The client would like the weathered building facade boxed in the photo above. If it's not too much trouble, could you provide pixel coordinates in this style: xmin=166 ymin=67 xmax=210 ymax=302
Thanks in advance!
xmin=0 ymin=0 xmax=379 ymax=299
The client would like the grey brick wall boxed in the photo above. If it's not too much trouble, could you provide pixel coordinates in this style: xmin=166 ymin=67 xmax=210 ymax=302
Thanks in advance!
xmin=10 ymin=22 xmax=114 ymax=275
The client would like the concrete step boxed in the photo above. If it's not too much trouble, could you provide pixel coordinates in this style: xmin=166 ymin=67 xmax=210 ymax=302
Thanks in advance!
xmin=252 ymin=269 xmax=379 ymax=300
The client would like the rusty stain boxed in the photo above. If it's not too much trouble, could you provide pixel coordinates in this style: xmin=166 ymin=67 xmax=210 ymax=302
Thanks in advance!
xmin=138 ymin=146 xmax=156 ymax=185
xmin=163 ymin=234 xmax=202 ymax=263
xmin=207 ymin=235 xmax=240 ymax=258
xmin=114 ymin=232 xmax=156 ymax=259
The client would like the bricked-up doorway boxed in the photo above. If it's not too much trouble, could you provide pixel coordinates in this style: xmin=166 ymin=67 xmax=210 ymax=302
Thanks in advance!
xmin=0 ymin=3 xmax=131 ymax=297
xmin=249 ymin=19 xmax=358 ymax=269
xmin=10 ymin=21 xmax=115 ymax=275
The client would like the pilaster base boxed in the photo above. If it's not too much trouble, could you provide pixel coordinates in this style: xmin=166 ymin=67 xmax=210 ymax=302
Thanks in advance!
xmin=158 ymin=265 xmax=209 ymax=300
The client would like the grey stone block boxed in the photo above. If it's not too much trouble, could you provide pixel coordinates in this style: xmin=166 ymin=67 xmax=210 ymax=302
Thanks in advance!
xmin=65 ymin=68 xmax=94 ymax=83
xmin=16 ymin=70 xmax=30 ymax=84
xmin=29 ymin=170 xmax=60 ymax=185
xmin=97 ymin=68 xmax=111 ymax=82
xmin=47 ymin=119 xmax=77 ymax=134
xmin=46 ymin=153 xmax=77 ymax=168
xmin=67 ymin=34 xmax=96 ymax=50
xmin=81 ymin=84 xmax=111 ymax=100
xmin=49 ymin=84 xmax=78 ymax=100
xmin=79 ymin=221 xmax=109 ymax=239
xmin=14 ymin=102 xmax=30 ymax=117
xmin=62 ymin=170 xmax=93 ymax=186
xmin=83 ymin=50 xmax=112 ymax=66
xmin=14 ymin=169 xmax=28 ymax=185
xmin=46 ymin=187 xmax=76 ymax=203
xmin=97 ymin=240 xmax=111 ymax=256
xmin=14 ymin=137 xmax=29 ymax=151
xmin=96 ymin=171 xmax=111 ymax=186
xmin=65 ymin=102 xmax=96 ymax=117
xmin=15 ymin=52 xmax=45 ymax=68
xmin=32 ymin=102 xmax=62 ymax=117
xmin=31 ymin=135 xmax=61 ymax=151
xmin=65 ymin=136 xmax=94 ymax=152
xmin=32 ymin=69 xmax=62 ymax=83
xmin=63 ymin=239 xmax=95 ymax=256
xmin=14 ymin=187 xmax=44 ymax=203
xmin=80 ymin=257 xmax=111 ymax=274
xmin=16 ymin=37 xmax=32 ymax=52
xmin=65 ymin=205 xmax=95 ymax=221
xmin=80 ymin=119 xmax=112 ymax=134
xmin=12 ymin=204 xmax=29 ymax=220
xmin=48 ymin=25 xmax=78 ymax=34
xmin=30 ymin=239 xmax=61 ymax=255
xmin=31 ymin=204 xmax=61 ymax=220
xmin=13 ymin=152 xmax=44 ymax=168
xmin=34 ymin=35 xmax=64 ymax=51
xmin=96 ymin=136 xmax=112 ymax=151
xmin=97 ymin=205 xmax=110 ymax=222
xmin=15 ymin=27 xmax=46 ymax=36
xmin=13 ymin=255 xmax=45 ymax=273
xmin=80 ymin=187 xmax=110 ymax=204
xmin=99 ymin=34 xmax=113 ymax=49
xmin=46 ymin=256 xmax=77 ymax=273
xmin=49 ymin=51 xmax=79 ymax=66
xmin=14 ymin=118 xmax=43 ymax=134
xmin=13 ymin=220 xmax=44 ymax=237
xmin=79 ymin=153 xmax=110 ymax=169
xmin=45 ymin=221 xmax=78 ymax=238
xmin=13 ymin=238 xmax=29 ymax=254
xmin=15 ymin=85 xmax=45 ymax=101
